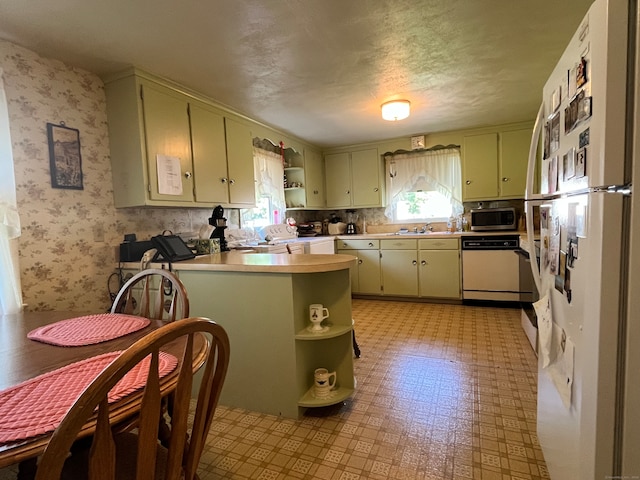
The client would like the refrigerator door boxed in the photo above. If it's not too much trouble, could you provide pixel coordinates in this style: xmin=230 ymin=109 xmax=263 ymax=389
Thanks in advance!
xmin=527 ymin=0 xmax=628 ymax=198
xmin=537 ymin=192 xmax=625 ymax=479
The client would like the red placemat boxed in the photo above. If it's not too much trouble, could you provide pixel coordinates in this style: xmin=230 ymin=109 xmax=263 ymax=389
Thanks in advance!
xmin=0 ymin=351 xmax=178 ymax=444
xmin=27 ymin=313 xmax=151 ymax=346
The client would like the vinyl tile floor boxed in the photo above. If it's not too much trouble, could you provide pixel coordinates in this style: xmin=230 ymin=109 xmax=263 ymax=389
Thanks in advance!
xmin=0 ymin=299 xmax=546 ymax=480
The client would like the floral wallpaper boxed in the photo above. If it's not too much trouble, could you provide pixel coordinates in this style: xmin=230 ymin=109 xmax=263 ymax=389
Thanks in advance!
xmin=1 ymin=39 xmax=219 ymax=312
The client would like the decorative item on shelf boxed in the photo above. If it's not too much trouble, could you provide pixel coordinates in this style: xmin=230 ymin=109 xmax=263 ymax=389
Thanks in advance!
xmin=308 ymin=303 xmax=329 ymax=332
xmin=381 ymin=99 xmax=410 ymax=121
xmin=313 ymin=368 xmax=337 ymax=398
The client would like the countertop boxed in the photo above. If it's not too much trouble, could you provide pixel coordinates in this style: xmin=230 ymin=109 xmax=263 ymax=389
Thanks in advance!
xmin=121 ymin=250 xmax=356 ymax=274
xmin=335 ymin=230 xmax=524 ymax=240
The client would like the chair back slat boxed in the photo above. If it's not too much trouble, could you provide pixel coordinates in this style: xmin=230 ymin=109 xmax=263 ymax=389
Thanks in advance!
xmin=111 ymin=269 xmax=190 ymax=322
xmin=34 ymin=317 xmax=230 ymax=480
xmin=88 ymin=398 xmax=116 ymax=480
xmin=165 ymin=334 xmax=194 ymax=480
xmin=135 ymin=351 xmax=162 ymax=480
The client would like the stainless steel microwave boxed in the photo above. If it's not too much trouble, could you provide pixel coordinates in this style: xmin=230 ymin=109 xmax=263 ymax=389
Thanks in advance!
xmin=470 ymin=207 xmax=517 ymax=231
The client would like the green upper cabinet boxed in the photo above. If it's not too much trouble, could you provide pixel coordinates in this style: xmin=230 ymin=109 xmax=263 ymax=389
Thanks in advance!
xmin=224 ymin=117 xmax=256 ymax=206
xmin=104 ymin=70 xmax=255 ymax=208
xmin=189 ymin=101 xmax=227 ymax=204
xmin=304 ymin=148 xmax=325 ymax=208
xmin=191 ymin=106 xmax=255 ymax=206
xmin=325 ymin=152 xmax=352 ymax=208
xmin=351 ymin=148 xmax=382 ymax=207
xmin=141 ymin=83 xmax=194 ymax=203
xmin=462 ymin=127 xmax=532 ymax=202
xmin=499 ymin=128 xmax=531 ymax=198
xmin=325 ymin=148 xmax=383 ymax=208
xmin=462 ymin=133 xmax=499 ymax=201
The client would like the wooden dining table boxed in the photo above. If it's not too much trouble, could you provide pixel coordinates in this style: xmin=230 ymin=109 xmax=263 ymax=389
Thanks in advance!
xmin=0 ymin=311 xmax=209 ymax=470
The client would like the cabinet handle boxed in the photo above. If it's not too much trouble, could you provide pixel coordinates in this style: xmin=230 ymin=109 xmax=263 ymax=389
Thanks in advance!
xmin=342 ymin=243 xmax=347 ymax=248
xmin=373 ymin=187 xmax=379 ymax=192
xmin=421 ymin=260 xmax=427 ymax=266
xmin=346 ymin=190 xmax=350 ymax=195
xmin=358 ymin=259 xmax=363 ymax=265
xmin=502 ymin=177 xmax=509 ymax=182
xmin=229 ymin=179 xmax=235 ymax=185
xmin=313 ymin=190 xmax=319 ymax=194
xmin=184 ymin=171 xmax=192 ymax=179
xmin=465 ymin=180 xmax=472 ymax=185
xmin=368 ymin=242 xmax=374 ymax=247
xmin=412 ymin=260 xmax=417 ymax=266
xmin=221 ymin=178 xmax=228 ymax=184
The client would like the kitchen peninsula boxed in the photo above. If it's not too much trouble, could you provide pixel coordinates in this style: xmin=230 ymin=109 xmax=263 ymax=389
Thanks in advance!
xmin=124 ymin=251 xmax=356 ymax=418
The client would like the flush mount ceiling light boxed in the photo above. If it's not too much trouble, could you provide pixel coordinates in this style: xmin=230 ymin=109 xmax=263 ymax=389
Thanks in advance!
xmin=381 ymin=100 xmax=410 ymax=121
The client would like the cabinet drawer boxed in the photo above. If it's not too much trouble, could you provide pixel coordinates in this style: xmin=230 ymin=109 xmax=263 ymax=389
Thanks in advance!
xmin=337 ymin=239 xmax=379 ymax=250
xmin=418 ymin=238 xmax=459 ymax=250
xmin=380 ymin=239 xmax=417 ymax=250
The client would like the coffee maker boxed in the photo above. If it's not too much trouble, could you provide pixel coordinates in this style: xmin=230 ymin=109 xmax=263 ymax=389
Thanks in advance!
xmin=346 ymin=210 xmax=358 ymax=235
xmin=208 ymin=205 xmax=229 ymax=251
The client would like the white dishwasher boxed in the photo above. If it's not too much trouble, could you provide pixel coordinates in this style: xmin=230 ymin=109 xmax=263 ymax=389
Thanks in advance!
xmin=461 ymin=235 xmax=521 ymax=301
xmin=304 ymin=236 xmax=335 ymax=254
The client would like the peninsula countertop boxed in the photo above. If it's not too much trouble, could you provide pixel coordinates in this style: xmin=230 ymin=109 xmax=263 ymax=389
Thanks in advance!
xmin=121 ymin=250 xmax=356 ymax=274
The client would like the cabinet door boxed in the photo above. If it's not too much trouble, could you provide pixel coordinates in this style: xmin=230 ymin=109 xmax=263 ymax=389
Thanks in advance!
xmin=224 ymin=118 xmax=256 ymax=206
xmin=356 ymin=249 xmax=381 ymax=294
xmin=381 ymin=250 xmax=418 ymax=296
xmin=499 ymin=128 xmax=531 ymax=198
xmin=142 ymin=83 xmax=193 ymax=202
xmin=190 ymin=102 xmax=229 ymax=204
xmin=419 ymin=250 xmax=460 ymax=299
xmin=351 ymin=148 xmax=382 ymax=207
xmin=337 ymin=250 xmax=359 ymax=292
xmin=462 ymin=133 xmax=498 ymax=200
xmin=304 ymin=148 xmax=325 ymax=208
xmin=325 ymin=153 xmax=352 ymax=208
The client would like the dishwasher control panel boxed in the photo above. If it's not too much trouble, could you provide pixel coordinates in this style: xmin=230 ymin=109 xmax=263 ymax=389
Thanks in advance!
xmin=461 ymin=235 xmax=519 ymax=250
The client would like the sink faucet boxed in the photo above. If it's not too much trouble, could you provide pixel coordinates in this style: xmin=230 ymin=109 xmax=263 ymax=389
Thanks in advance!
xmin=419 ymin=223 xmax=433 ymax=233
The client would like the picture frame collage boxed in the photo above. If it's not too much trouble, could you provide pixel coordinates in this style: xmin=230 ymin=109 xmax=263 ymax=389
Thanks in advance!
xmin=542 ymin=51 xmax=592 ymax=193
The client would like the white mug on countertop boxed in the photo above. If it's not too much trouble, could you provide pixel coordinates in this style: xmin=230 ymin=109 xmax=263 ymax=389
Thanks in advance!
xmin=309 ymin=304 xmax=329 ymax=332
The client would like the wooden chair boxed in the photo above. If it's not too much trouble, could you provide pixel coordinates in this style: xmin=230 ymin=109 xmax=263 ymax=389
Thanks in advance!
xmin=33 ymin=317 xmax=230 ymax=480
xmin=111 ymin=269 xmax=189 ymax=322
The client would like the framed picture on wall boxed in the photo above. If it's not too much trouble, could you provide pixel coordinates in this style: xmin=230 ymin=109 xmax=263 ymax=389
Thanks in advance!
xmin=47 ymin=122 xmax=83 ymax=190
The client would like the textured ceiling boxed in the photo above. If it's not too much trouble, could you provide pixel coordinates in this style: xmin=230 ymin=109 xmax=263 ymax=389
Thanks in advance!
xmin=0 ymin=0 xmax=593 ymax=148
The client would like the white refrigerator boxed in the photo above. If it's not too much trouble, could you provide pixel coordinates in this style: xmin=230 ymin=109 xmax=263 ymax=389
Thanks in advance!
xmin=525 ymin=0 xmax=639 ymax=478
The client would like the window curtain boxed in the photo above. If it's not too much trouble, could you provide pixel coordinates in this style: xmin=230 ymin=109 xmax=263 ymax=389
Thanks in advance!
xmin=253 ymin=147 xmax=285 ymax=214
xmin=384 ymin=147 xmax=463 ymax=219
xmin=0 ymin=68 xmax=23 ymax=314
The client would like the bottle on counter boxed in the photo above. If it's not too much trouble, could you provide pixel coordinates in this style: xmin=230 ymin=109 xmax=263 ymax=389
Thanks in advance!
xmin=448 ymin=216 xmax=457 ymax=233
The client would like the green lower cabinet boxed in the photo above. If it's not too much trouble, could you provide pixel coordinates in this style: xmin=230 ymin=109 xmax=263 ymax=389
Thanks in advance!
xmin=380 ymin=249 xmax=418 ymax=296
xmin=337 ymin=249 xmax=381 ymax=294
xmin=338 ymin=237 xmax=461 ymax=300
xmin=417 ymin=238 xmax=461 ymax=299
xmin=418 ymin=249 xmax=461 ymax=299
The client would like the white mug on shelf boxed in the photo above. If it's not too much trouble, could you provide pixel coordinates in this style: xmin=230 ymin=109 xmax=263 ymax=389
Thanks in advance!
xmin=309 ymin=304 xmax=329 ymax=332
xmin=313 ymin=368 xmax=337 ymax=398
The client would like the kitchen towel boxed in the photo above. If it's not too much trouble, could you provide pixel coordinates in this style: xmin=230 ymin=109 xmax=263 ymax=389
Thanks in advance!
xmin=27 ymin=313 xmax=151 ymax=347
xmin=0 ymin=351 xmax=177 ymax=444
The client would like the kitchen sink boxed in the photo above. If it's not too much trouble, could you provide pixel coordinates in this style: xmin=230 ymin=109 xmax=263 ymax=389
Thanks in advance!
xmin=384 ymin=230 xmax=453 ymax=236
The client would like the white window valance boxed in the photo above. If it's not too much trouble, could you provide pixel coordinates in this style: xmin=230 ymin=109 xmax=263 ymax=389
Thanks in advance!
xmin=384 ymin=147 xmax=463 ymax=219
xmin=252 ymin=146 xmax=285 ymax=214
